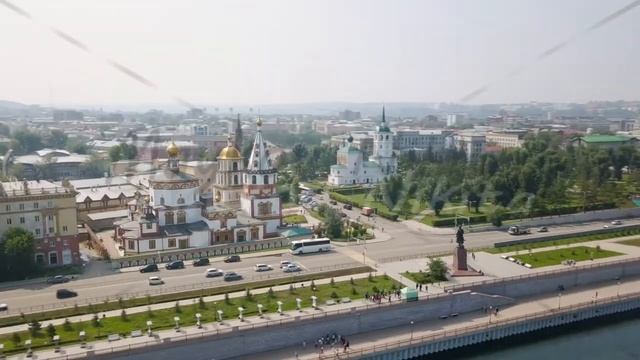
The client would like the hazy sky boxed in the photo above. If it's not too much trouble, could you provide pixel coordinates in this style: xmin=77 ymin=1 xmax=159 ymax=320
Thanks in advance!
xmin=1 ymin=0 xmax=639 ymax=109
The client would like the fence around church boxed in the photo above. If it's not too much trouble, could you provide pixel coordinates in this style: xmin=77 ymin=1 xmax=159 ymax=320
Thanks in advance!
xmin=111 ymin=237 xmax=291 ymax=269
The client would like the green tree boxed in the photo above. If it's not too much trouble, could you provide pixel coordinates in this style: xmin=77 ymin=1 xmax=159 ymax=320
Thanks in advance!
xmin=44 ymin=130 xmax=68 ymax=149
xmin=427 ymin=258 xmax=448 ymax=281
xmin=289 ymin=176 xmax=300 ymax=204
xmin=1 ymin=227 xmax=36 ymax=280
xmin=399 ymin=197 xmax=412 ymax=219
xmin=324 ymin=208 xmax=343 ymax=239
xmin=432 ymin=199 xmax=445 ymax=216
xmin=11 ymin=130 xmax=43 ymax=154
xmin=487 ymin=206 xmax=507 ymax=227
xmin=109 ymin=145 xmax=122 ymax=162
xmin=46 ymin=323 xmax=57 ymax=338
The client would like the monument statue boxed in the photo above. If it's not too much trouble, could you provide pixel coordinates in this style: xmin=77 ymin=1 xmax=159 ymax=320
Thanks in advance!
xmin=456 ymin=225 xmax=465 ymax=247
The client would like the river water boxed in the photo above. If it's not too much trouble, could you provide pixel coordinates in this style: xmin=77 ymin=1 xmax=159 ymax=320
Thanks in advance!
xmin=419 ymin=314 xmax=640 ymax=360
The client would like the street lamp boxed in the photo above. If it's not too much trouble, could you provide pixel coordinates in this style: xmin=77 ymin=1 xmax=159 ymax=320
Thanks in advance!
xmin=217 ymin=310 xmax=224 ymax=322
xmin=195 ymin=313 xmax=202 ymax=328
xmin=296 ymin=298 xmax=302 ymax=311
xmin=146 ymin=321 xmax=153 ymax=336
xmin=557 ymin=292 xmax=562 ymax=310
xmin=410 ymin=321 xmax=414 ymax=341
xmin=617 ymin=281 xmax=622 ymax=297
xmin=25 ymin=339 xmax=32 ymax=358
xmin=174 ymin=316 xmax=180 ymax=331
xmin=277 ymin=301 xmax=283 ymax=315
xmin=257 ymin=304 xmax=264 ymax=317
xmin=79 ymin=331 xmax=86 ymax=348
xmin=238 ymin=307 xmax=245 ymax=322
xmin=311 ymin=296 xmax=318 ymax=309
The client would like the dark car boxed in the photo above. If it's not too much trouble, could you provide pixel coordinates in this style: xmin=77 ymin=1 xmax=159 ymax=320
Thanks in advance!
xmin=343 ymin=204 xmax=353 ymax=210
xmin=224 ymin=255 xmax=241 ymax=263
xmin=165 ymin=260 xmax=185 ymax=270
xmin=223 ymin=272 xmax=242 ymax=281
xmin=56 ymin=289 xmax=77 ymax=299
xmin=139 ymin=264 xmax=159 ymax=273
xmin=46 ymin=275 xmax=70 ymax=284
xmin=192 ymin=258 xmax=210 ymax=267
xmin=339 ymin=212 xmax=348 ymax=218
xmin=329 ymin=200 xmax=337 ymax=205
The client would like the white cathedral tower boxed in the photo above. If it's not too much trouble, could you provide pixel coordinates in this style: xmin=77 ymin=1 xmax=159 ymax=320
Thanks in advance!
xmin=370 ymin=106 xmax=397 ymax=176
xmin=240 ymin=117 xmax=282 ymax=235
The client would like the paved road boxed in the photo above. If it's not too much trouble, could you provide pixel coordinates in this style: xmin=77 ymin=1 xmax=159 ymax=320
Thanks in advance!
xmin=0 ymin=250 xmax=359 ymax=315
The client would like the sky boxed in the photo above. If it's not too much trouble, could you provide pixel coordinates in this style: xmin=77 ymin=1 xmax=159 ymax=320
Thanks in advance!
xmin=0 ymin=0 xmax=639 ymax=110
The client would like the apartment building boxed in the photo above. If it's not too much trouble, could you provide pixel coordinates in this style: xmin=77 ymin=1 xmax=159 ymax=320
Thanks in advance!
xmin=485 ymin=130 xmax=528 ymax=149
xmin=0 ymin=180 xmax=80 ymax=266
xmin=454 ymin=131 xmax=486 ymax=162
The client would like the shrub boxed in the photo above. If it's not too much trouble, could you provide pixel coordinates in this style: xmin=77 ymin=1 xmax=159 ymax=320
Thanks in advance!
xmin=63 ymin=318 xmax=73 ymax=331
xmin=372 ymin=286 xmax=379 ymax=294
xmin=289 ymin=284 xmax=295 ymax=293
xmin=330 ymin=291 xmax=339 ymax=299
xmin=91 ymin=314 xmax=100 ymax=327
xmin=330 ymin=277 xmax=335 ymax=287
xmin=198 ymin=297 xmax=206 ymax=309
xmin=391 ymin=283 xmax=397 ymax=291
xmin=118 ymin=297 xmax=125 ymax=309
xmin=350 ymin=277 xmax=355 ymax=285
xmin=351 ymin=287 xmax=358 ymax=295
xmin=174 ymin=302 xmax=182 ymax=313
xmin=268 ymin=287 xmax=275 ymax=298
xmin=120 ymin=309 xmax=128 ymax=321
xmin=245 ymin=288 xmax=253 ymax=300
xmin=368 ymin=273 xmax=373 ymax=282
xmin=29 ymin=320 xmax=41 ymax=336
xmin=596 ymin=245 xmax=602 ymax=252
xmin=11 ymin=332 xmax=21 ymax=345
xmin=46 ymin=323 xmax=56 ymax=338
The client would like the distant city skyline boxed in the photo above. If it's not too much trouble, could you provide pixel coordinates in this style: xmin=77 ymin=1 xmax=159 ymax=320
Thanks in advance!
xmin=1 ymin=0 xmax=639 ymax=109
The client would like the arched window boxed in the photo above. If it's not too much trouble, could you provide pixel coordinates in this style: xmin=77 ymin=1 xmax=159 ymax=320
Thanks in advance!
xmin=160 ymin=197 xmax=165 ymax=205
xmin=177 ymin=195 xmax=185 ymax=205
xmin=233 ymin=162 xmax=238 ymax=171
xmin=176 ymin=211 xmax=186 ymax=224
xmin=252 ymin=175 xmax=257 ymax=184
xmin=234 ymin=174 xmax=239 ymax=185
xmin=386 ymin=135 xmax=389 ymax=140
xmin=165 ymin=211 xmax=174 ymax=225
xmin=263 ymin=175 xmax=269 ymax=184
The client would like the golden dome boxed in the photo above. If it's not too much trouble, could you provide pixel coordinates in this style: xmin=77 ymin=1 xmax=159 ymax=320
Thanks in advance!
xmin=218 ymin=145 xmax=242 ymax=160
xmin=256 ymin=117 xmax=263 ymax=127
xmin=166 ymin=141 xmax=180 ymax=157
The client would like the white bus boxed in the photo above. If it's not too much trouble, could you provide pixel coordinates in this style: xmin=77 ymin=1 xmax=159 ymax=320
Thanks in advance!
xmin=290 ymin=238 xmax=331 ymax=255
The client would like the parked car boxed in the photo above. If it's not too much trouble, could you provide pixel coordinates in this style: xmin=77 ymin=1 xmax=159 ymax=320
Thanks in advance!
xmin=56 ymin=289 xmax=77 ymax=299
xmin=224 ymin=255 xmax=241 ymax=263
xmin=148 ymin=276 xmax=163 ymax=285
xmin=223 ymin=272 xmax=242 ymax=281
xmin=283 ymin=264 xmax=301 ymax=273
xmin=165 ymin=260 xmax=185 ymax=270
xmin=139 ymin=264 xmax=159 ymax=273
xmin=46 ymin=275 xmax=70 ymax=284
xmin=329 ymin=200 xmax=337 ymax=205
xmin=611 ymin=220 xmax=623 ymax=225
xmin=0 ymin=303 xmax=7 ymax=311
xmin=279 ymin=260 xmax=292 ymax=268
xmin=205 ymin=268 xmax=224 ymax=277
xmin=343 ymin=204 xmax=353 ymax=210
xmin=537 ymin=226 xmax=549 ymax=233
xmin=192 ymin=258 xmax=210 ymax=267
xmin=339 ymin=212 xmax=348 ymax=218
xmin=254 ymin=264 xmax=273 ymax=272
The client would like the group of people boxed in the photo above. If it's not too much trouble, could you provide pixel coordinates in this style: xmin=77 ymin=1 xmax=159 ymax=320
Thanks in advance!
xmin=415 ymin=283 xmax=427 ymax=292
xmin=309 ymin=333 xmax=350 ymax=355
xmin=365 ymin=289 xmax=402 ymax=304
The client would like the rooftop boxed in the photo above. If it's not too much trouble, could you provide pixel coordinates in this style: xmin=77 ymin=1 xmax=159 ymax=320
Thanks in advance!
xmin=0 ymin=180 xmax=72 ymax=197
xmin=580 ymin=135 xmax=635 ymax=143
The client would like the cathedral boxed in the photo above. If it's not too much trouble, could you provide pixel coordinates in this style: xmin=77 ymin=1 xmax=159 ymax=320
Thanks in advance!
xmin=328 ymin=107 xmax=397 ymax=186
xmin=116 ymin=118 xmax=282 ymax=255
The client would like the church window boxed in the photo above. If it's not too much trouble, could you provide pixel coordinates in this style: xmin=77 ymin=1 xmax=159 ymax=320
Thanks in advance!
xmin=177 ymin=211 xmax=186 ymax=224
xmin=160 ymin=197 xmax=165 ymax=205
xmin=253 ymin=160 xmax=258 ymax=167
xmin=165 ymin=211 xmax=174 ymax=225
xmin=237 ymin=230 xmax=246 ymax=242
xmin=267 ymin=159 xmax=272 ymax=167
xmin=263 ymin=175 xmax=269 ymax=184
xmin=252 ymin=175 xmax=257 ymax=185
xmin=251 ymin=227 xmax=259 ymax=240
xmin=234 ymin=174 xmax=239 ymax=185
xmin=386 ymin=135 xmax=389 ymax=140
xmin=177 ymin=195 xmax=185 ymax=204
xmin=233 ymin=162 xmax=238 ymax=171
xmin=257 ymin=202 xmax=272 ymax=216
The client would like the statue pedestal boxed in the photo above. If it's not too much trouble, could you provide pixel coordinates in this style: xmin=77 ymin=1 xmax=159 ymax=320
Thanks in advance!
xmin=451 ymin=246 xmax=483 ymax=277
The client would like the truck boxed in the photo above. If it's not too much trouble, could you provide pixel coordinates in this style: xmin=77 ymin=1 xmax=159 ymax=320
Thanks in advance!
xmin=361 ymin=207 xmax=374 ymax=216
xmin=507 ymin=225 xmax=530 ymax=235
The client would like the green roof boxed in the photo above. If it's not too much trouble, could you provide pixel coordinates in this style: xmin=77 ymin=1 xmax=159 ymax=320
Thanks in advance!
xmin=581 ymin=135 xmax=634 ymax=143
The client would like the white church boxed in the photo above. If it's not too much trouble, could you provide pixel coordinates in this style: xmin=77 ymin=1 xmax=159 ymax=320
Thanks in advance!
xmin=328 ymin=107 xmax=397 ymax=186
xmin=115 ymin=118 xmax=282 ymax=255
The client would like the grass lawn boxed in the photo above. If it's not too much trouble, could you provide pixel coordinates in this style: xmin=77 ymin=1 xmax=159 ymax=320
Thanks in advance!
xmin=512 ymin=246 xmax=623 ymax=268
xmin=283 ymin=214 xmax=307 ymax=224
xmin=338 ymin=193 xmax=422 ymax=215
xmin=282 ymin=202 xmax=299 ymax=209
xmin=0 ymin=276 xmax=399 ymax=354
xmin=403 ymin=271 xmax=445 ymax=284
xmin=486 ymin=228 xmax=640 ymax=254
xmin=617 ymin=238 xmax=640 ymax=247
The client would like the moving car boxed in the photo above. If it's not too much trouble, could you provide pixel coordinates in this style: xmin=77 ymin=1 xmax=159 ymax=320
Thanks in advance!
xmin=56 ymin=289 xmax=77 ymax=299
xmin=279 ymin=260 xmax=292 ymax=268
xmin=0 ymin=303 xmax=7 ymax=311
xmin=537 ymin=226 xmax=549 ymax=233
xmin=192 ymin=258 xmax=210 ymax=267
xmin=224 ymin=255 xmax=241 ymax=263
xmin=139 ymin=264 xmax=159 ymax=273
xmin=254 ymin=264 xmax=273 ymax=272
xmin=148 ymin=276 xmax=163 ymax=285
xmin=282 ymin=264 xmax=301 ymax=273
xmin=343 ymin=204 xmax=353 ymax=210
xmin=508 ymin=226 xmax=531 ymax=235
xmin=223 ymin=272 xmax=242 ymax=281
xmin=611 ymin=220 xmax=623 ymax=225
xmin=46 ymin=275 xmax=70 ymax=284
xmin=205 ymin=268 xmax=224 ymax=277
xmin=165 ymin=260 xmax=185 ymax=270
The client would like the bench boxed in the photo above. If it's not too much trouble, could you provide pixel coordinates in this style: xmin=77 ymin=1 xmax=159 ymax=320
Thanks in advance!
xmin=340 ymin=298 xmax=351 ymax=304
xmin=107 ymin=334 xmax=120 ymax=342
xmin=131 ymin=330 xmax=143 ymax=338
xmin=325 ymin=299 xmax=336 ymax=306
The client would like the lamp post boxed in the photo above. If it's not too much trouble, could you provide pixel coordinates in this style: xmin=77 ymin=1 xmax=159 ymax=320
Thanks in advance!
xmin=217 ymin=310 xmax=224 ymax=322
xmin=311 ymin=296 xmax=318 ymax=309
xmin=410 ymin=321 xmax=414 ymax=341
xmin=174 ymin=316 xmax=180 ymax=331
xmin=238 ymin=307 xmax=245 ymax=322
xmin=557 ymin=292 xmax=562 ymax=310
xmin=296 ymin=298 xmax=302 ymax=311
xmin=53 ymin=335 xmax=60 ymax=353
xmin=195 ymin=313 xmax=202 ymax=328
xmin=25 ymin=340 xmax=32 ymax=358
xmin=79 ymin=331 xmax=86 ymax=348
xmin=257 ymin=304 xmax=264 ymax=317
xmin=617 ymin=281 xmax=622 ymax=297
xmin=277 ymin=301 xmax=283 ymax=315
xmin=146 ymin=321 xmax=153 ymax=336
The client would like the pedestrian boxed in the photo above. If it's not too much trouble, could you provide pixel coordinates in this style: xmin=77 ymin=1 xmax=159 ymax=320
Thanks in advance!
xmin=415 ymin=283 xmax=419 ymax=289
xmin=320 ymin=346 xmax=324 ymax=354
xmin=425 ymin=285 xmax=428 ymax=293
xmin=294 ymin=351 xmax=299 ymax=359
xmin=472 ymin=252 xmax=476 ymax=260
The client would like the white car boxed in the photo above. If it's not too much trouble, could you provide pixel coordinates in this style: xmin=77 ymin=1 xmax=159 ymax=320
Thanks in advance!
xmin=611 ymin=220 xmax=623 ymax=225
xmin=0 ymin=303 xmax=7 ymax=311
xmin=148 ymin=276 xmax=163 ymax=285
xmin=283 ymin=264 xmax=301 ymax=273
xmin=205 ymin=268 xmax=224 ymax=277
xmin=279 ymin=260 xmax=292 ymax=268
xmin=254 ymin=264 xmax=273 ymax=272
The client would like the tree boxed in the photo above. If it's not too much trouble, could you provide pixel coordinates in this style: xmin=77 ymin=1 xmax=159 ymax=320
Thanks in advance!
xmin=399 ymin=197 xmax=412 ymax=219
xmin=28 ymin=320 xmax=41 ymax=336
xmin=46 ymin=323 xmax=57 ymax=338
xmin=44 ymin=130 xmax=68 ymax=149
xmin=11 ymin=130 xmax=43 ymax=154
xmin=80 ymin=155 xmax=109 ymax=178
xmin=289 ymin=176 xmax=300 ymax=204
xmin=432 ymin=199 xmax=445 ymax=216
xmin=324 ymin=208 xmax=343 ymax=239
xmin=1 ymin=227 xmax=36 ymax=281
xmin=487 ymin=206 xmax=507 ymax=227
xmin=109 ymin=145 xmax=122 ymax=162
xmin=427 ymin=258 xmax=448 ymax=281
